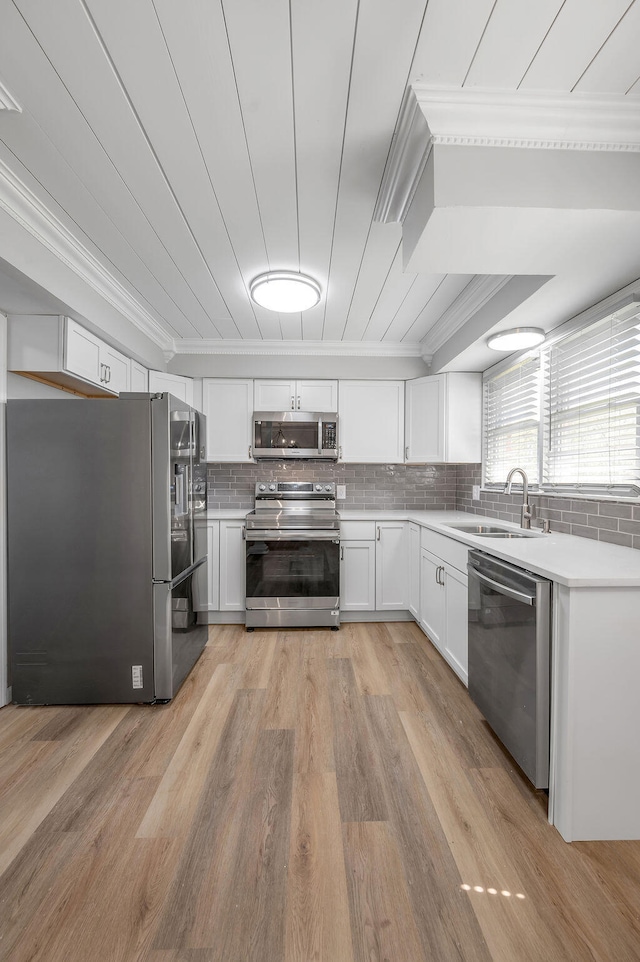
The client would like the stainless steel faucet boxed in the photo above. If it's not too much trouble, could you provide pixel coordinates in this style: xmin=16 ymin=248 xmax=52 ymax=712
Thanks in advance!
xmin=505 ymin=467 xmax=533 ymax=529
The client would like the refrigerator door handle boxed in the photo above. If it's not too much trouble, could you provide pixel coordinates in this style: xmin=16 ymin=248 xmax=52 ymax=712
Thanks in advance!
xmin=153 ymin=556 xmax=206 ymax=590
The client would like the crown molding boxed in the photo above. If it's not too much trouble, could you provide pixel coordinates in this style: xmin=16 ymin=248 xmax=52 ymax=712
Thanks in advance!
xmin=374 ymin=85 xmax=432 ymax=225
xmin=376 ymin=85 xmax=640 ymax=224
xmin=421 ymin=275 xmax=512 ymax=355
xmin=0 ymin=158 xmax=174 ymax=352
xmin=173 ymin=338 xmax=424 ymax=358
xmin=412 ymin=85 xmax=640 ymax=149
xmin=0 ymin=79 xmax=21 ymax=112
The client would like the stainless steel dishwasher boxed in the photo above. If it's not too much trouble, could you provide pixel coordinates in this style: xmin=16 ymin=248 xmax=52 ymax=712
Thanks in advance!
xmin=467 ymin=549 xmax=552 ymax=789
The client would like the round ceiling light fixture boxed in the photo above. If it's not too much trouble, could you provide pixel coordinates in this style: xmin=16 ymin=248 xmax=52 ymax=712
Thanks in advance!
xmin=487 ymin=327 xmax=546 ymax=351
xmin=250 ymin=271 xmax=321 ymax=313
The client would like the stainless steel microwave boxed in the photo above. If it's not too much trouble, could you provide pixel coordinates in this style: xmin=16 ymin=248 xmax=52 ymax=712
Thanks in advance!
xmin=252 ymin=411 xmax=338 ymax=459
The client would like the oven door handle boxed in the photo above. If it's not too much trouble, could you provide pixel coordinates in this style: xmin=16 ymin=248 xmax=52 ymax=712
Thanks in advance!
xmin=246 ymin=530 xmax=340 ymax=541
xmin=468 ymin=566 xmax=536 ymax=606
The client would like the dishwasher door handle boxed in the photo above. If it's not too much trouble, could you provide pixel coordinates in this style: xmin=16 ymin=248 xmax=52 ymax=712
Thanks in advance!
xmin=468 ymin=566 xmax=536 ymax=606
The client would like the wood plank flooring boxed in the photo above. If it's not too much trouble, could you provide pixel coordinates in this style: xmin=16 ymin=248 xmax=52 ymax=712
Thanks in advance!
xmin=1 ymin=622 xmax=639 ymax=961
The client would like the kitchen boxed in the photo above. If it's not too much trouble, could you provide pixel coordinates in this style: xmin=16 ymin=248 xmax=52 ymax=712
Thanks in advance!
xmin=1 ymin=2 xmax=640 ymax=960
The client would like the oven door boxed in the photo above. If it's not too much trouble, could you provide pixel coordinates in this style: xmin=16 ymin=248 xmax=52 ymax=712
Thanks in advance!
xmin=245 ymin=529 xmax=340 ymax=610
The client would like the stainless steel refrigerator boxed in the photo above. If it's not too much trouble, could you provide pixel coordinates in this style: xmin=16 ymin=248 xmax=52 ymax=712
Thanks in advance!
xmin=7 ymin=393 xmax=208 ymax=704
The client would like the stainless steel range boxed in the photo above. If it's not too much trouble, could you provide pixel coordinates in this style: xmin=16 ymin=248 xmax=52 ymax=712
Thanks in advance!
xmin=245 ymin=480 xmax=340 ymax=629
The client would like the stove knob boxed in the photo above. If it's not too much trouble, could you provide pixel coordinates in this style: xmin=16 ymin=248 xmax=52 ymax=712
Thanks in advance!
xmin=269 ymin=484 xmax=276 ymax=491
xmin=258 ymin=484 xmax=266 ymax=491
xmin=324 ymin=485 xmax=332 ymax=492
xmin=315 ymin=484 xmax=323 ymax=491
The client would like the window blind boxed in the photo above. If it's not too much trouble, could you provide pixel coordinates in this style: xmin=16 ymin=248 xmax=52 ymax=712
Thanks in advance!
xmin=543 ymin=308 xmax=640 ymax=491
xmin=483 ymin=354 xmax=541 ymax=485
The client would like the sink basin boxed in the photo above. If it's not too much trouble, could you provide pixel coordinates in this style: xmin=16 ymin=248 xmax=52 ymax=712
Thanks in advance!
xmin=444 ymin=522 xmax=540 ymax=538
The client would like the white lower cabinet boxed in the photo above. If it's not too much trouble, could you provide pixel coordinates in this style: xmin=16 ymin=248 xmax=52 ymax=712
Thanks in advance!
xmin=418 ymin=530 xmax=469 ymax=685
xmin=340 ymin=541 xmax=376 ymax=610
xmin=375 ymin=522 xmax=408 ymax=610
xmin=194 ymin=521 xmax=220 ymax=612
xmin=340 ymin=519 xmax=408 ymax=612
xmin=219 ymin=520 xmax=246 ymax=611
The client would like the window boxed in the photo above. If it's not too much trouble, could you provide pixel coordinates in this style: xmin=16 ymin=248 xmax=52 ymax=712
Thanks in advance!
xmin=484 ymin=355 xmax=541 ymax=485
xmin=483 ymin=298 xmax=640 ymax=497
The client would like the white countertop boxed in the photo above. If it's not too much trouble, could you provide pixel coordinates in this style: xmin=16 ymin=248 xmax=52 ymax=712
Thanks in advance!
xmin=204 ymin=507 xmax=640 ymax=588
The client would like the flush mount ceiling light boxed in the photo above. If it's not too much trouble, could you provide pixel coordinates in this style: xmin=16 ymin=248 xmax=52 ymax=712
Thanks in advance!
xmin=250 ymin=271 xmax=321 ymax=313
xmin=487 ymin=327 xmax=546 ymax=351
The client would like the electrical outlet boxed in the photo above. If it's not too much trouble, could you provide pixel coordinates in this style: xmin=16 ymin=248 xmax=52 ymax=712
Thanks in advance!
xmin=472 ymin=485 xmax=481 ymax=501
xmin=336 ymin=484 xmax=346 ymax=500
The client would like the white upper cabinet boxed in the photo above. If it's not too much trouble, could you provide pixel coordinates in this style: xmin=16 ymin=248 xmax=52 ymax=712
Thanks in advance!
xmin=129 ymin=360 xmax=149 ymax=392
xmin=7 ymin=314 xmax=128 ymax=397
xmin=148 ymin=370 xmax=194 ymax=407
xmin=202 ymin=378 xmax=254 ymax=462
xmin=405 ymin=373 xmax=481 ymax=463
xmin=253 ymin=379 xmax=337 ymax=411
xmin=339 ymin=380 xmax=404 ymax=463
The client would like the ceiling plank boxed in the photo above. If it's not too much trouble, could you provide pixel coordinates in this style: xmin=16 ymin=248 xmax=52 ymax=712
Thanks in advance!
xmin=221 ymin=0 xmax=298 ymax=285
xmin=409 ymin=0 xmax=496 ymax=86
xmin=381 ymin=274 xmax=447 ymax=343
xmin=13 ymin=0 xmax=231 ymax=336
xmin=341 ymin=222 xmax=402 ymax=341
xmin=464 ymin=0 xmax=565 ymax=89
xmin=519 ymin=0 xmax=634 ymax=91
xmin=84 ymin=0 xmax=254 ymax=339
xmin=361 ymin=245 xmax=417 ymax=341
xmin=289 ymin=0 xmax=359 ymax=341
xmin=321 ymin=0 xmax=428 ymax=340
xmin=403 ymin=274 xmax=473 ymax=344
xmin=0 ymin=0 xmax=221 ymax=338
xmin=574 ymin=1 xmax=640 ymax=94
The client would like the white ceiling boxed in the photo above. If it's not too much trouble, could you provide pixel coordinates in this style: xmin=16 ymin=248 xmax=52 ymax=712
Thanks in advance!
xmin=0 ymin=0 xmax=640 ymax=371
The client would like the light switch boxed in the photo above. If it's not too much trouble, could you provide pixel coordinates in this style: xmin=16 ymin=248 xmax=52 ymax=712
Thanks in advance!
xmin=337 ymin=484 xmax=346 ymax=500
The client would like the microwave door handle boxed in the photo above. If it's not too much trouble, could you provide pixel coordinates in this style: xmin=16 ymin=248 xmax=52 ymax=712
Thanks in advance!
xmin=318 ymin=417 xmax=322 ymax=455
xmin=468 ymin=566 xmax=536 ymax=606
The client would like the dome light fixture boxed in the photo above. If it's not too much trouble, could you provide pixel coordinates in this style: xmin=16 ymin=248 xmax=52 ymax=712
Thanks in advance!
xmin=487 ymin=327 xmax=546 ymax=351
xmin=250 ymin=271 xmax=321 ymax=313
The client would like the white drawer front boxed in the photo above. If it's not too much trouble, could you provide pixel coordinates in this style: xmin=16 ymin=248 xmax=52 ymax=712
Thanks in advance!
xmin=420 ymin=527 xmax=469 ymax=574
xmin=340 ymin=520 xmax=376 ymax=541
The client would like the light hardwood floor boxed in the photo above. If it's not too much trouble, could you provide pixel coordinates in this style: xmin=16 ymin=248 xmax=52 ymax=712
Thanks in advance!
xmin=1 ymin=622 xmax=639 ymax=961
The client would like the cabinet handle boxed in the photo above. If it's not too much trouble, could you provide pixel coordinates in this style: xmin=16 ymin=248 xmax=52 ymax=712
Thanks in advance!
xmin=377 ymin=526 xmax=381 ymax=541
xmin=338 ymin=445 xmax=342 ymax=460
xmin=340 ymin=545 xmax=344 ymax=561
xmin=291 ymin=395 xmax=295 ymax=410
xmin=297 ymin=396 xmax=301 ymax=409
xmin=106 ymin=365 xmax=111 ymax=384
xmin=242 ymin=525 xmax=246 ymax=540
xmin=439 ymin=566 xmax=446 ymax=586
xmin=405 ymin=446 xmax=409 ymax=461
xmin=99 ymin=363 xmax=106 ymax=383
xmin=248 ymin=444 xmax=252 ymax=459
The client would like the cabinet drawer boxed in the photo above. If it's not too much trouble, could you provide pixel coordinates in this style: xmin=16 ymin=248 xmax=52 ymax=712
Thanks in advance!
xmin=340 ymin=520 xmax=376 ymax=541
xmin=420 ymin=528 xmax=469 ymax=574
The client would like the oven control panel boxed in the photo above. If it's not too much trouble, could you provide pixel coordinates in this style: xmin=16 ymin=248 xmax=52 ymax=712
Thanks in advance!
xmin=255 ymin=481 xmax=335 ymax=497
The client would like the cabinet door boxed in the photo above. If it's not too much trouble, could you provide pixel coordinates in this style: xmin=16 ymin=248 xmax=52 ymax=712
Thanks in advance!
xmin=419 ymin=548 xmax=445 ymax=654
xmin=253 ymin=379 xmax=296 ymax=411
xmin=101 ymin=343 xmax=130 ymax=394
xmin=148 ymin=371 xmax=194 ymax=406
xmin=444 ymin=565 xmax=468 ymax=685
xmin=219 ymin=520 xmax=246 ymax=611
xmin=408 ymin=523 xmax=420 ymax=619
xmin=375 ymin=522 xmax=408 ymax=610
xmin=64 ymin=318 xmax=103 ymax=386
xmin=297 ymin=380 xmax=338 ymax=411
xmin=194 ymin=521 xmax=220 ymax=611
xmin=130 ymin=361 xmax=148 ymax=392
xmin=339 ymin=380 xmax=404 ymax=463
xmin=405 ymin=375 xmax=444 ymax=462
xmin=340 ymin=541 xmax=375 ymax=611
xmin=202 ymin=379 xmax=254 ymax=462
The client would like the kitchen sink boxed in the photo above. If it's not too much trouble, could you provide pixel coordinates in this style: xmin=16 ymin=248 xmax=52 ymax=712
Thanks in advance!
xmin=444 ymin=522 xmax=540 ymax=538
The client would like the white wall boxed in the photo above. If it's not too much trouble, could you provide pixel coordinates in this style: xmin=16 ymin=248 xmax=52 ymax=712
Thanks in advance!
xmin=169 ymin=353 xmax=429 ymax=380
xmin=0 ymin=313 xmax=7 ymax=705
